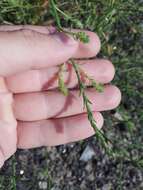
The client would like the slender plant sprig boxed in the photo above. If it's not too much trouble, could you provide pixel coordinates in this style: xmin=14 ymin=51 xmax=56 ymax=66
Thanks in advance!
xmin=57 ymin=60 xmax=113 ymax=154
xmin=50 ymin=0 xmax=113 ymax=154
xmin=77 ymin=66 xmax=104 ymax=92
xmin=58 ymin=63 xmax=69 ymax=96
xmin=50 ymin=0 xmax=89 ymax=43
xmin=71 ymin=59 xmax=113 ymax=153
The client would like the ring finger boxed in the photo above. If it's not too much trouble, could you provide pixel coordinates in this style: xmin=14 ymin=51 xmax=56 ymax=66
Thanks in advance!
xmin=14 ymin=85 xmax=121 ymax=121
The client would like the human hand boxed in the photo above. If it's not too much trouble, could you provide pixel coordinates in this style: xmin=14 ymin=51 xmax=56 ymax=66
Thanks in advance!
xmin=0 ymin=25 xmax=121 ymax=167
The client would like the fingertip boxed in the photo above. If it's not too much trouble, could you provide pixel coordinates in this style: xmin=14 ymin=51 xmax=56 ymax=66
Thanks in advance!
xmin=69 ymin=112 xmax=104 ymax=141
xmin=105 ymin=85 xmax=122 ymax=109
xmin=74 ymin=30 xmax=101 ymax=58
xmin=98 ymin=59 xmax=115 ymax=83
xmin=86 ymin=30 xmax=101 ymax=55
xmin=86 ymin=112 xmax=104 ymax=136
xmin=104 ymin=60 xmax=115 ymax=82
xmin=111 ymin=86 xmax=121 ymax=108
xmin=93 ymin=112 xmax=104 ymax=130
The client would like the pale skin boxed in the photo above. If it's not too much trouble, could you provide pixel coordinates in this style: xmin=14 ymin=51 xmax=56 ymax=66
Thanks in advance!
xmin=0 ymin=25 xmax=121 ymax=168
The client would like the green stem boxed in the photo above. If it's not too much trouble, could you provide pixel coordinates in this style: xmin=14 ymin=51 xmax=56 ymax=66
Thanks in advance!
xmin=50 ymin=0 xmax=62 ymax=29
xmin=71 ymin=59 xmax=113 ymax=154
xmin=50 ymin=0 xmax=89 ymax=43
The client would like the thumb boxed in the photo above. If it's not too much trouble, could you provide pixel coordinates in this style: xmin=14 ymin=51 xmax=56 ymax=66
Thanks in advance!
xmin=0 ymin=26 xmax=78 ymax=76
xmin=0 ymin=77 xmax=17 ymax=168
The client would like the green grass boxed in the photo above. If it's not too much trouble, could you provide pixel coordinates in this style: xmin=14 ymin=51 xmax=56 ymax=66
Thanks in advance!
xmin=0 ymin=0 xmax=143 ymax=189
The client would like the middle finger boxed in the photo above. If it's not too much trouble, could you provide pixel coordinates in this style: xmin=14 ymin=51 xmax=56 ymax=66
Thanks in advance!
xmin=6 ymin=59 xmax=115 ymax=93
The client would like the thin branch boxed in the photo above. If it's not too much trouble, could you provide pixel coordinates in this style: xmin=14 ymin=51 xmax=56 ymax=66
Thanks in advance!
xmin=71 ymin=59 xmax=113 ymax=154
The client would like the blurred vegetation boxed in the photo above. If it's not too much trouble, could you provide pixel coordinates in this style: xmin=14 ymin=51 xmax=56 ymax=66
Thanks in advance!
xmin=0 ymin=0 xmax=143 ymax=189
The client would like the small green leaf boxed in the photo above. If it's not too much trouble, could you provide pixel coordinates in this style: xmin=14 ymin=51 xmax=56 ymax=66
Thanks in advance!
xmin=74 ymin=32 xmax=90 ymax=43
xmin=58 ymin=77 xmax=69 ymax=96
xmin=91 ymin=80 xmax=104 ymax=92
xmin=73 ymin=19 xmax=84 ymax=29
xmin=58 ymin=63 xmax=69 ymax=96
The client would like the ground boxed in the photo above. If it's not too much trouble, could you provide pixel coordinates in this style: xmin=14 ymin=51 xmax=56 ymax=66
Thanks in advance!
xmin=0 ymin=0 xmax=143 ymax=190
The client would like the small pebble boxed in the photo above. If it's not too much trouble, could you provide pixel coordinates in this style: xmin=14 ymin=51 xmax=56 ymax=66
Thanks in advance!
xmin=80 ymin=145 xmax=95 ymax=162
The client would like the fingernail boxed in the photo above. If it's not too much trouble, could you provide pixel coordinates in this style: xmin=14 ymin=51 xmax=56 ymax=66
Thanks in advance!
xmin=53 ymin=32 xmax=77 ymax=45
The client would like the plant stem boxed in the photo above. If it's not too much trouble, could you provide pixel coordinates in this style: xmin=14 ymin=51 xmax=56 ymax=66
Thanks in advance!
xmin=50 ymin=0 xmax=89 ymax=43
xmin=58 ymin=63 xmax=69 ymax=96
xmin=50 ymin=0 xmax=62 ymax=29
xmin=71 ymin=59 xmax=113 ymax=154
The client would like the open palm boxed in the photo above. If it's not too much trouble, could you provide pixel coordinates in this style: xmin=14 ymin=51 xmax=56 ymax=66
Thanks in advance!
xmin=0 ymin=25 xmax=121 ymax=167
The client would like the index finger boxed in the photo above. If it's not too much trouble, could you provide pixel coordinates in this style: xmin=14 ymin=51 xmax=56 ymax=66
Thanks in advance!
xmin=0 ymin=26 xmax=78 ymax=76
xmin=0 ymin=26 xmax=100 ymax=76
